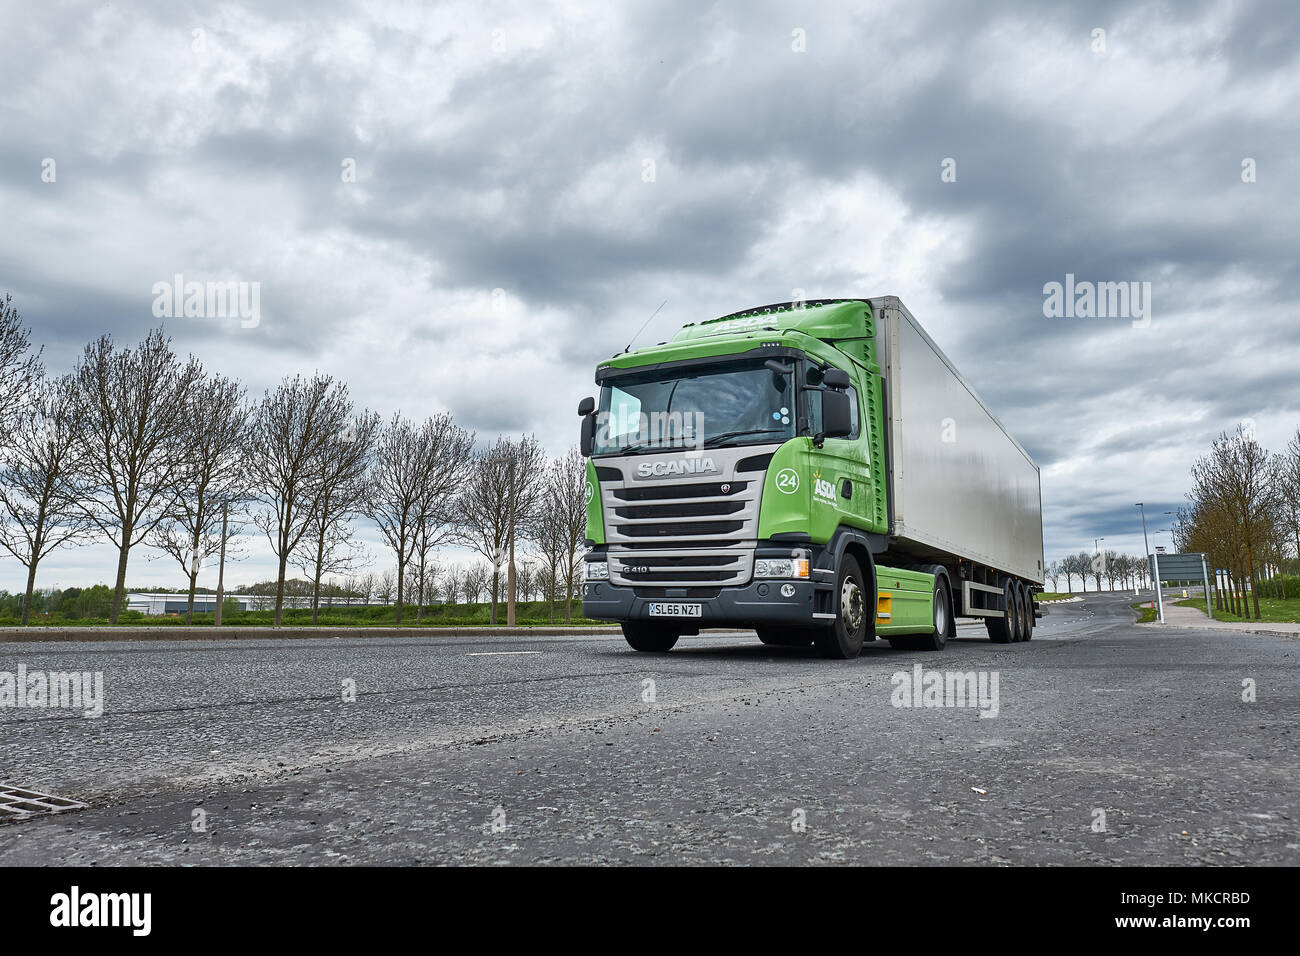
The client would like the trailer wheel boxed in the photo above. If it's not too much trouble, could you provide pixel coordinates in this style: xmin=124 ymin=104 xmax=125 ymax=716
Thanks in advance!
xmin=1019 ymin=584 xmax=1034 ymax=641
xmin=986 ymin=578 xmax=1017 ymax=643
xmin=815 ymin=554 xmax=870 ymax=659
xmin=621 ymin=622 xmax=680 ymax=652
xmin=756 ymin=627 xmax=815 ymax=647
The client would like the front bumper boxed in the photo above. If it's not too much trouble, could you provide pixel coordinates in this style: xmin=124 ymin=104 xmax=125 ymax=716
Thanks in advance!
xmin=581 ymin=578 xmax=825 ymax=628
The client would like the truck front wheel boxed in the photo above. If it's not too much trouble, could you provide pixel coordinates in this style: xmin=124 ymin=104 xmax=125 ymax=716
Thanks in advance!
xmin=815 ymin=555 xmax=870 ymax=659
xmin=622 ymin=622 xmax=680 ymax=652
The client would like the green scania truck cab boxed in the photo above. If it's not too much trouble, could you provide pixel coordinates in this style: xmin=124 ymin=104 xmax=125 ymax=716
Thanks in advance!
xmin=577 ymin=297 xmax=1045 ymax=659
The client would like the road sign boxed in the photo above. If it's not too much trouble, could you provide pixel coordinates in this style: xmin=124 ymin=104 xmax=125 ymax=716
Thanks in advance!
xmin=1148 ymin=552 xmax=1207 ymax=581
xmin=1147 ymin=552 xmax=1213 ymax=623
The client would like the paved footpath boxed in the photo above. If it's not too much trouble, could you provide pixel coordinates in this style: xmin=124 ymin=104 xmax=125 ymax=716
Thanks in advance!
xmin=1143 ymin=600 xmax=1300 ymax=639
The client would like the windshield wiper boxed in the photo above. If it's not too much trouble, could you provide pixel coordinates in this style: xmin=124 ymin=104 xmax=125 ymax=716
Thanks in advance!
xmin=702 ymin=428 xmax=786 ymax=448
xmin=615 ymin=438 xmax=691 ymax=455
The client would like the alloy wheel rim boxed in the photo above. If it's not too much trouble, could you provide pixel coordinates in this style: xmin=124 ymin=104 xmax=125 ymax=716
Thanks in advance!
xmin=841 ymin=579 xmax=864 ymax=634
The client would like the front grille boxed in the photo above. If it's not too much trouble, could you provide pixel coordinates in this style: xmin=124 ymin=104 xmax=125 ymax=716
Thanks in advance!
xmin=612 ymin=480 xmax=747 ymax=501
xmin=614 ymin=500 xmax=745 ymax=519
xmin=617 ymin=520 xmax=745 ymax=537
xmin=598 ymin=450 xmax=768 ymax=587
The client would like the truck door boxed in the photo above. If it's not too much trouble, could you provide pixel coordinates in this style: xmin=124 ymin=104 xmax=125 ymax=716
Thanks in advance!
xmin=804 ymin=363 xmax=874 ymax=534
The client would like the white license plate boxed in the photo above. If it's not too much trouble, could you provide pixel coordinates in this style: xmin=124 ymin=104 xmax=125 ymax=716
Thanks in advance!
xmin=647 ymin=602 xmax=703 ymax=618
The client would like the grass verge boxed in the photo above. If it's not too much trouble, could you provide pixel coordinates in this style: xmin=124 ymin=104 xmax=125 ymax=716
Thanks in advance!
xmin=1175 ymin=596 xmax=1300 ymax=624
xmin=1132 ymin=601 xmax=1158 ymax=624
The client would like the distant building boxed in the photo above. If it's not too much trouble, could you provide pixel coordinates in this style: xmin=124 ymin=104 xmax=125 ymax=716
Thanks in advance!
xmin=124 ymin=592 xmax=382 ymax=615
xmin=126 ymin=593 xmax=254 ymax=616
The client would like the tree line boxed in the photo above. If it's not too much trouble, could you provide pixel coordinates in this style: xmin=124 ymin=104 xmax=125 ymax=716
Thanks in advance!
xmin=0 ymin=297 xmax=588 ymax=627
xmin=1044 ymin=552 xmax=1152 ymax=594
xmin=1171 ymin=423 xmax=1300 ymax=619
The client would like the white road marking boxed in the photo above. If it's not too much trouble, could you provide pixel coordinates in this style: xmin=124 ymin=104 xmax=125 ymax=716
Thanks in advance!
xmin=466 ymin=651 xmax=544 ymax=657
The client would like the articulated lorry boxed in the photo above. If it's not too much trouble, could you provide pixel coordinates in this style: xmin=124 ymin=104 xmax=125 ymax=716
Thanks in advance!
xmin=577 ymin=297 xmax=1044 ymax=658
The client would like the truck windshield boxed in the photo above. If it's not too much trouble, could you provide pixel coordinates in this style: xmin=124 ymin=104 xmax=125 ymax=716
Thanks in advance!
xmin=594 ymin=359 xmax=795 ymax=456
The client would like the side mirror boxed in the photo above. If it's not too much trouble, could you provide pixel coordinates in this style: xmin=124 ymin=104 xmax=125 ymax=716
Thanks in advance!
xmin=819 ymin=390 xmax=853 ymax=441
xmin=823 ymin=367 xmax=850 ymax=390
xmin=578 ymin=396 xmax=597 ymax=456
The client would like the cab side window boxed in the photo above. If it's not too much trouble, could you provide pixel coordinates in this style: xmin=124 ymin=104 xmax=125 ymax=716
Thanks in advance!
xmin=804 ymin=365 xmax=861 ymax=440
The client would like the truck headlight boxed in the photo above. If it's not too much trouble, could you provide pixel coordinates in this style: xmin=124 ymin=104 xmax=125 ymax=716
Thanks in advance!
xmin=586 ymin=561 xmax=609 ymax=581
xmin=754 ymin=557 xmax=809 ymax=579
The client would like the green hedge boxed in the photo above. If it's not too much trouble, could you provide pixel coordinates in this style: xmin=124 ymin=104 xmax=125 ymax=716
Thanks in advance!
xmin=3 ymin=600 xmax=602 ymax=628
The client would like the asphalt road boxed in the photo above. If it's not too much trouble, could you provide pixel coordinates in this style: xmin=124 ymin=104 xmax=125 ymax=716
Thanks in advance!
xmin=1 ymin=592 xmax=1296 ymax=865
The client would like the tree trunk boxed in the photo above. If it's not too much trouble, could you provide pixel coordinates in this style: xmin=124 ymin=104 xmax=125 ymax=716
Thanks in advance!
xmin=215 ymin=504 xmax=228 ymax=626
xmin=312 ymin=570 xmax=323 ymax=625
xmin=21 ymin=559 xmax=38 ymax=627
xmin=311 ymin=531 xmax=326 ymax=625
xmin=274 ymin=552 xmax=288 ymax=626
xmin=396 ymin=559 xmax=405 ymax=625
xmin=185 ymin=568 xmax=199 ymax=625
xmin=564 ymin=567 xmax=573 ymax=624
xmin=110 ymin=540 xmax=131 ymax=625
xmin=507 ymin=530 xmax=517 ymax=627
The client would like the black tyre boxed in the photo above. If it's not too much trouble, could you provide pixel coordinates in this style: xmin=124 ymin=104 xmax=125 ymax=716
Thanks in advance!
xmin=814 ymin=555 xmax=871 ymax=659
xmin=986 ymin=577 xmax=1016 ymax=643
xmin=622 ymin=622 xmax=680 ymax=652
xmin=756 ymin=627 xmax=815 ymax=647
xmin=917 ymin=579 xmax=951 ymax=651
xmin=1020 ymin=585 xmax=1035 ymax=641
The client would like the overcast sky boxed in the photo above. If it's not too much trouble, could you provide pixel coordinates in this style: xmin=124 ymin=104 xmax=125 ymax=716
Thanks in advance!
xmin=2 ymin=0 xmax=1297 ymax=593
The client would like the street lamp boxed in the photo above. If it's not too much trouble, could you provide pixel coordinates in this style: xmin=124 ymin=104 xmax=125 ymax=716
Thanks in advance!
xmin=1135 ymin=503 xmax=1151 ymax=559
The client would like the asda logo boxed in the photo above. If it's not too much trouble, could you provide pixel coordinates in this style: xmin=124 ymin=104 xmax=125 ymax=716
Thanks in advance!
xmin=813 ymin=472 xmax=837 ymax=504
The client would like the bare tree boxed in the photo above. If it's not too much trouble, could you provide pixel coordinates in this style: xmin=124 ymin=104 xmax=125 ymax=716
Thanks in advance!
xmin=357 ymin=572 xmax=376 ymax=606
xmin=366 ymin=414 xmax=434 ymax=624
xmin=416 ymin=558 xmax=442 ymax=609
xmin=147 ymin=372 xmax=251 ymax=623
xmin=441 ymin=564 xmax=464 ymax=605
xmin=0 ymin=292 xmax=42 ymax=431
xmin=515 ymin=559 xmax=536 ymax=603
xmin=410 ymin=413 xmax=475 ymax=623
xmin=549 ymin=448 xmax=589 ymax=623
xmin=1190 ymin=426 xmax=1278 ymax=618
xmin=456 ymin=435 xmax=546 ymax=625
xmin=502 ymin=436 xmax=546 ymax=626
xmin=376 ymin=568 xmax=396 ymax=605
xmin=458 ymin=441 xmax=512 ymax=623
xmin=69 ymin=329 xmax=203 ymax=623
xmin=0 ymin=376 xmax=93 ymax=624
xmin=294 ymin=410 xmax=379 ymax=623
xmin=1278 ymin=429 xmax=1300 ymax=566
xmin=1046 ymin=560 xmax=1061 ymax=592
xmin=249 ymin=373 xmax=353 ymax=625
xmin=462 ymin=563 xmax=489 ymax=604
